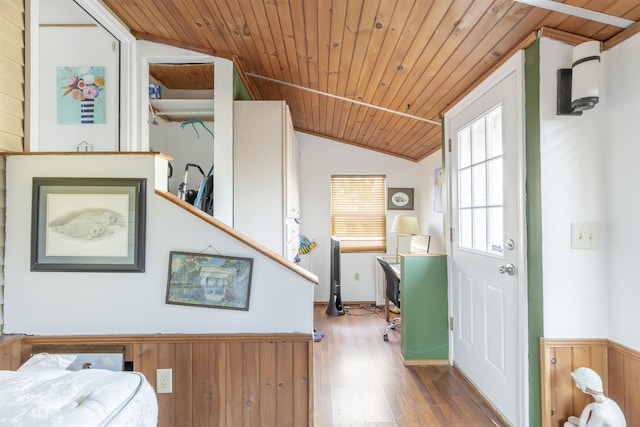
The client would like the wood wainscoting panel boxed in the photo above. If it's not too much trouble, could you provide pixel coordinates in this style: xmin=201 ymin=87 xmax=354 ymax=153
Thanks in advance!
xmin=0 ymin=335 xmax=24 ymax=370
xmin=21 ymin=334 xmax=312 ymax=427
xmin=540 ymin=338 xmax=608 ymax=427
xmin=609 ymin=341 xmax=640 ymax=427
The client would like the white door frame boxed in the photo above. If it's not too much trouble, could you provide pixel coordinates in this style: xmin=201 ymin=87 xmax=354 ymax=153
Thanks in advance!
xmin=444 ymin=51 xmax=529 ymax=426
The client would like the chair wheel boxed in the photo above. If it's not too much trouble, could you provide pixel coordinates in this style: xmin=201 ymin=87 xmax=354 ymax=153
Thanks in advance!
xmin=383 ymin=333 xmax=388 ymax=341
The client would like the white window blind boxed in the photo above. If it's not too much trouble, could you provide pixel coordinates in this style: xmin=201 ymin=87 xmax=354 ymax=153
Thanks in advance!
xmin=331 ymin=175 xmax=386 ymax=252
xmin=0 ymin=0 xmax=25 ymax=152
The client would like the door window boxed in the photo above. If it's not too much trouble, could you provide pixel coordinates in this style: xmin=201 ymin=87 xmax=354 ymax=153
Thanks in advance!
xmin=457 ymin=106 xmax=503 ymax=256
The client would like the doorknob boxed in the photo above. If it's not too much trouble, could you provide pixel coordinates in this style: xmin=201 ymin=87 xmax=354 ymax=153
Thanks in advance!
xmin=498 ymin=264 xmax=516 ymax=275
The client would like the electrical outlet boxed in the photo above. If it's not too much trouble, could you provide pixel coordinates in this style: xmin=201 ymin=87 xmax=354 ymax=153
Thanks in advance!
xmin=157 ymin=368 xmax=173 ymax=394
xmin=355 ymin=273 xmax=360 ymax=280
xmin=571 ymin=222 xmax=600 ymax=249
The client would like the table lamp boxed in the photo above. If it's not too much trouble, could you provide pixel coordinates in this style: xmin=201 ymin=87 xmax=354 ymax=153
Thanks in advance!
xmin=391 ymin=215 xmax=419 ymax=263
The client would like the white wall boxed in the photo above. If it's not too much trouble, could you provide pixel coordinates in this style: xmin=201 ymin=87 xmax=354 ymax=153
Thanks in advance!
xmin=297 ymin=132 xmax=444 ymax=302
xmin=539 ymin=37 xmax=608 ymax=338
xmin=35 ymin=1 xmax=120 ymax=151
xmin=3 ymin=154 xmax=314 ymax=335
xmin=604 ymin=34 xmax=640 ymax=350
xmin=416 ymin=151 xmax=445 ymax=254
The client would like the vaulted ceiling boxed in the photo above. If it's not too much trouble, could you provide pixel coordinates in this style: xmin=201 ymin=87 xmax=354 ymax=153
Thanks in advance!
xmin=100 ymin=0 xmax=640 ymax=161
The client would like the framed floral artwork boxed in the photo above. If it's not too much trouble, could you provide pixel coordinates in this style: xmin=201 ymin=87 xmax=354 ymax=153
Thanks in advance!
xmin=57 ymin=66 xmax=106 ymax=125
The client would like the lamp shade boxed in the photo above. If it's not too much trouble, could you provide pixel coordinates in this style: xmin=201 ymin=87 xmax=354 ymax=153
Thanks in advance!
xmin=391 ymin=216 xmax=419 ymax=235
xmin=571 ymin=40 xmax=600 ymax=112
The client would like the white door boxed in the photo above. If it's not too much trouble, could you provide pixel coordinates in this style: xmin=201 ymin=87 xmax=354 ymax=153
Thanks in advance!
xmin=446 ymin=52 xmax=527 ymax=426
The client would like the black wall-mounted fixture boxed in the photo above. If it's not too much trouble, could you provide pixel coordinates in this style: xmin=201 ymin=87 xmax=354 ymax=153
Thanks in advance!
xmin=557 ymin=41 xmax=601 ymax=116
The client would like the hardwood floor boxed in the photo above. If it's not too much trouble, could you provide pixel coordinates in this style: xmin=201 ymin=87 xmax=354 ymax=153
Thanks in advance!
xmin=313 ymin=304 xmax=509 ymax=427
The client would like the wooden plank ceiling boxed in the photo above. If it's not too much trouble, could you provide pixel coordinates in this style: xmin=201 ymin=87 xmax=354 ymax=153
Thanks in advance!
xmin=102 ymin=0 xmax=640 ymax=161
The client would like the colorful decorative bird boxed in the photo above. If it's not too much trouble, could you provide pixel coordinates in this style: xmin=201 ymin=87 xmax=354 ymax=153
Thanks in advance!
xmin=299 ymin=236 xmax=317 ymax=254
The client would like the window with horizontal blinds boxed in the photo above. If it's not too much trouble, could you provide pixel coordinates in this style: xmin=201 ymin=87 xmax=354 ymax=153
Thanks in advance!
xmin=0 ymin=0 xmax=24 ymax=152
xmin=331 ymin=175 xmax=386 ymax=252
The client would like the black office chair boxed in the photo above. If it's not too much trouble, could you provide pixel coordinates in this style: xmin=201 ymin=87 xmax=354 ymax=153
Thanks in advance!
xmin=376 ymin=257 xmax=401 ymax=341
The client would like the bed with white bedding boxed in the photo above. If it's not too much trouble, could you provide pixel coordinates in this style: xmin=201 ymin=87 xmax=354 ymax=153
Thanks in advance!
xmin=0 ymin=354 xmax=158 ymax=426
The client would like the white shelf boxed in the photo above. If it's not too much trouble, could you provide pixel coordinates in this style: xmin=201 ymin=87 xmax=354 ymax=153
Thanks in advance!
xmin=149 ymin=99 xmax=214 ymax=119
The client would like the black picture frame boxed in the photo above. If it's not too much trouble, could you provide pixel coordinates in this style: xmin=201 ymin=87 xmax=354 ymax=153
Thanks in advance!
xmin=31 ymin=177 xmax=146 ymax=272
xmin=166 ymin=251 xmax=253 ymax=311
xmin=387 ymin=187 xmax=414 ymax=210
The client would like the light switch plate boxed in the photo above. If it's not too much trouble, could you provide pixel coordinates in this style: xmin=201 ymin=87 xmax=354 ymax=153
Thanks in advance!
xmin=571 ymin=222 xmax=600 ymax=249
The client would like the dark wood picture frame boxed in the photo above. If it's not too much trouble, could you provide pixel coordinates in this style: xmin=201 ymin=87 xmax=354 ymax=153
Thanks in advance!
xmin=31 ymin=177 xmax=146 ymax=272
xmin=387 ymin=187 xmax=414 ymax=210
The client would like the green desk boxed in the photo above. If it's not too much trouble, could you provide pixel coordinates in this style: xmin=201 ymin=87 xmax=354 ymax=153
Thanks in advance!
xmin=400 ymin=253 xmax=449 ymax=365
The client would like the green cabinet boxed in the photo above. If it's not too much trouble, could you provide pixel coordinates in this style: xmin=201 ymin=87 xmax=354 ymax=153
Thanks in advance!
xmin=400 ymin=253 xmax=449 ymax=364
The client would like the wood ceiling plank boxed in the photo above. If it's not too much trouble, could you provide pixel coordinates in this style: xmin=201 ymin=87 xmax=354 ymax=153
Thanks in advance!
xmin=213 ymin=1 xmax=264 ymax=75
xmin=551 ymin=0 xmax=623 ymax=39
xmin=355 ymin=1 xmax=446 ymax=149
xmin=366 ymin=1 xmax=435 ymax=109
xmin=301 ymin=0 xmax=320 ymax=133
xmin=264 ymin=0 xmax=294 ymax=83
xmin=276 ymin=0 xmax=308 ymax=129
xmin=188 ymin=0 xmax=243 ymax=62
xmin=415 ymin=1 xmax=545 ymax=124
xmin=138 ymin=1 xmax=180 ymax=41
xmin=269 ymin=2 xmax=308 ymax=134
xmin=267 ymin=2 xmax=306 ymax=135
xmin=350 ymin=0 xmax=402 ymax=111
xmin=101 ymin=1 xmax=140 ymax=32
xmin=406 ymin=126 xmax=443 ymax=160
xmin=103 ymin=1 xmax=154 ymax=35
xmin=288 ymin=0 xmax=312 ymax=88
xmin=284 ymin=1 xmax=313 ymax=131
xmin=314 ymin=0 xmax=331 ymax=92
xmin=325 ymin=1 xmax=349 ymax=137
xmin=420 ymin=3 xmax=548 ymax=123
xmin=317 ymin=1 xmax=331 ymax=133
xmin=584 ymin=0 xmax=640 ymax=39
xmin=333 ymin=0 xmax=417 ymax=139
xmin=334 ymin=2 xmax=382 ymax=140
xmin=344 ymin=0 xmax=459 ymax=143
xmin=353 ymin=0 xmax=408 ymax=103
xmin=156 ymin=0 xmax=202 ymax=45
xmin=352 ymin=0 xmax=480 ymax=145
xmin=250 ymin=0 xmax=287 ymax=82
xmin=332 ymin=1 xmax=369 ymax=138
xmin=334 ymin=1 xmax=366 ymax=98
xmin=315 ymin=0 xmax=332 ymax=135
xmin=347 ymin=1 xmax=410 ymax=144
xmin=174 ymin=0 xmax=218 ymax=49
xmin=345 ymin=0 xmax=392 ymax=102
xmin=149 ymin=64 xmax=214 ymax=90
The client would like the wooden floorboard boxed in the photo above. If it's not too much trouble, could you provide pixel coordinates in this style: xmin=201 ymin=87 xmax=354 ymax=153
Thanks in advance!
xmin=313 ymin=304 xmax=509 ymax=427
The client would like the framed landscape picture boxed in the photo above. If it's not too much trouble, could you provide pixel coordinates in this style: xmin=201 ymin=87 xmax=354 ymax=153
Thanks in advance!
xmin=166 ymin=251 xmax=253 ymax=311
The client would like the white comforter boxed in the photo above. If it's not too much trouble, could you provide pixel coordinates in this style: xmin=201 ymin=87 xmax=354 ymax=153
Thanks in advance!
xmin=0 ymin=369 xmax=158 ymax=426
